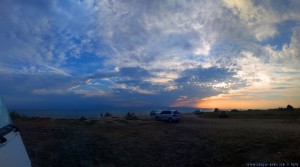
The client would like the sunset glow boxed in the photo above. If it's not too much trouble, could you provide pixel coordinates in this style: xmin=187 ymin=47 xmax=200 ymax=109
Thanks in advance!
xmin=0 ymin=0 xmax=300 ymax=111
xmin=196 ymin=96 xmax=299 ymax=110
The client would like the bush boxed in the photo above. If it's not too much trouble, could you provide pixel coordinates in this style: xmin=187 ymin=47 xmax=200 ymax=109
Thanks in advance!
xmin=79 ymin=116 xmax=87 ymax=121
xmin=287 ymin=105 xmax=294 ymax=111
xmin=10 ymin=111 xmax=21 ymax=118
xmin=231 ymin=109 xmax=240 ymax=112
xmin=125 ymin=112 xmax=138 ymax=120
xmin=10 ymin=111 xmax=28 ymax=120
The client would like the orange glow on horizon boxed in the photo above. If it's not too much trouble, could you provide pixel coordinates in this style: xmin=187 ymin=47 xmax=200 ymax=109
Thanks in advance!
xmin=195 ymin=97 xmax=299 ymax=109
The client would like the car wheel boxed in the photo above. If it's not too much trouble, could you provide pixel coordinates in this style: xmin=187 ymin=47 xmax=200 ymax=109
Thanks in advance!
xmin=168 ymin=118 xmax=172 ymax=123
xmin=155 ymin=116 xmax=159 ymax=121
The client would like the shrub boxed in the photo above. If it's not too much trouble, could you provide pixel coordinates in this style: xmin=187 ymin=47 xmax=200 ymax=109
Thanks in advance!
xmin=287 ymin=105 xmax=294 ymax=111
xmin=125 ymin=112 xmax=138 ymax=120
xmin=10 ymin=111 xmax=28 ymax=120
xmin=79 ymin=116 xmax=87 ymax=121
xmin=231 ymin=109 xmax=240 ymax=112
xmin=10 ymin=111 xmax=21 ymax=118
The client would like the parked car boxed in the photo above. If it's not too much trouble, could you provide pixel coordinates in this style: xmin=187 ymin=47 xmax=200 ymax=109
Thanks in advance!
xmin=0 ymin=97 xmax=31 ymax=167
xmin=155 ymin=110 xmax=181 ymax=122
xmin=219 ymin=111 xmax=228 ymax=118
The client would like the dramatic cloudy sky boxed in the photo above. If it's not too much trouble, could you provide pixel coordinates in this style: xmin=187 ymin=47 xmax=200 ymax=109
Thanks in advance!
xmin=1 ymin=0 xmax=300 ymax=110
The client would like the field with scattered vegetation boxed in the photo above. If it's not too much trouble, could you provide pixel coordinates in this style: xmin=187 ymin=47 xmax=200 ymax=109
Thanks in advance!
xmin=11 ymin=109 xmax=300 ymax=167
xmin=200 ymin=108 xmax=300 ymax=119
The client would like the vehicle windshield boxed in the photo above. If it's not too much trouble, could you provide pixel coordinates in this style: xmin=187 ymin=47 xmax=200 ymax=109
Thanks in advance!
xmin=0 ymin=97 xmax=11 ymax=129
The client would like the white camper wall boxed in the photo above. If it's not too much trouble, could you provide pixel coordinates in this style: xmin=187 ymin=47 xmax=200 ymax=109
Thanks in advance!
xmin=0 ymin=97 xmax=11 ymax=129
xmin=0 ymin=131 xmax=32 ymax=167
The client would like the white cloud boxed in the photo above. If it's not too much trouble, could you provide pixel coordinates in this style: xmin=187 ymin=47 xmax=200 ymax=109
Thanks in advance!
xmin=235 ymin=52 xmax=271 ymax=83
xmin=222 ymin=0 xmax=300 ymax=41
xmin=45 ymin=65 xmax=71 ymax=77
xmin=1 ymin=0 xmax=300 ymax=108
xmin=194 ymin=42 xmax=211 ymax=56
xmin=208 ymin=24 xmax=300 ymax=105
xmin=73 ymin=89 xmax=107 ymax=97
xmin=93 ymin=0 xmax=226 ymax=72
xmin=0 ymin=0 xmax=98 ymax=75
xmin=222 ymin=0 xmax=279 ymax=40
xmin=111 ymin=83 xmax=157 ymax=95
xmin=265 ymin=26 xmax=300 ymax=65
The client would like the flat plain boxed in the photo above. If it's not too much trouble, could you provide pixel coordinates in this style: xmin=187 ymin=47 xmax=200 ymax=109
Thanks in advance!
xmin=12 ymin=110 xmax=300 ymax=167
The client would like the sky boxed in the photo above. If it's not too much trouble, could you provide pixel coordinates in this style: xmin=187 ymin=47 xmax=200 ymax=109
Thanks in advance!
xmin=0 ymin=0 xmax=300 ymax=111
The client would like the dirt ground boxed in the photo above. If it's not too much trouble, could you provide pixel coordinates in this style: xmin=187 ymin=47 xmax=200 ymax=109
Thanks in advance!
xmin=12 ymin=113 xmax=300 ymax=167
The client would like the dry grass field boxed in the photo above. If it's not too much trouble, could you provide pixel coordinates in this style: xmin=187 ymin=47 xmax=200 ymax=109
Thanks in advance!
xmin=12 ymin=110 xmax=300 ymax=167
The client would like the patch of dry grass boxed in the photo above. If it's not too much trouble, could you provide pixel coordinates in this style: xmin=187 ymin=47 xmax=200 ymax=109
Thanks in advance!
xmin=202 ymin=108 xmax=300 ymax=119
xmin=12 ymin=112 xmax=300 ymax=167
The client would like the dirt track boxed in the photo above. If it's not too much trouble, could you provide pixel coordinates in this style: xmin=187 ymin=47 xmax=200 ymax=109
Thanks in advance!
xmin=13 ymin=114 xmax=300 ymax=167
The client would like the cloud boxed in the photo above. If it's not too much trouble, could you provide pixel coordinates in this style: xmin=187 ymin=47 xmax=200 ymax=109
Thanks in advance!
xmin=119 ymin=67 xmax=151 ymax=79
xmin=32 ymin=89 xmax=65 ymax=95
xmin=1 ymin=0 xmax=300 ymax=110
xmin=196 ymin=23 xmax=300 ymax=109
xmin=93 ymin=0 xmax=229 ymax=69
xmin=0 ymin=0 xmax=98 ymax=75
xmin=222 ymin=0 xmax=300 ymax=41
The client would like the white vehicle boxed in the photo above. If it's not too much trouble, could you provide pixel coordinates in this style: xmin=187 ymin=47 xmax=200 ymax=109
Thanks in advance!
xmin=0 ymin=97 xmax=31 ymax=167
xmin=155 ymin=110 xmax=181 ymax=122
